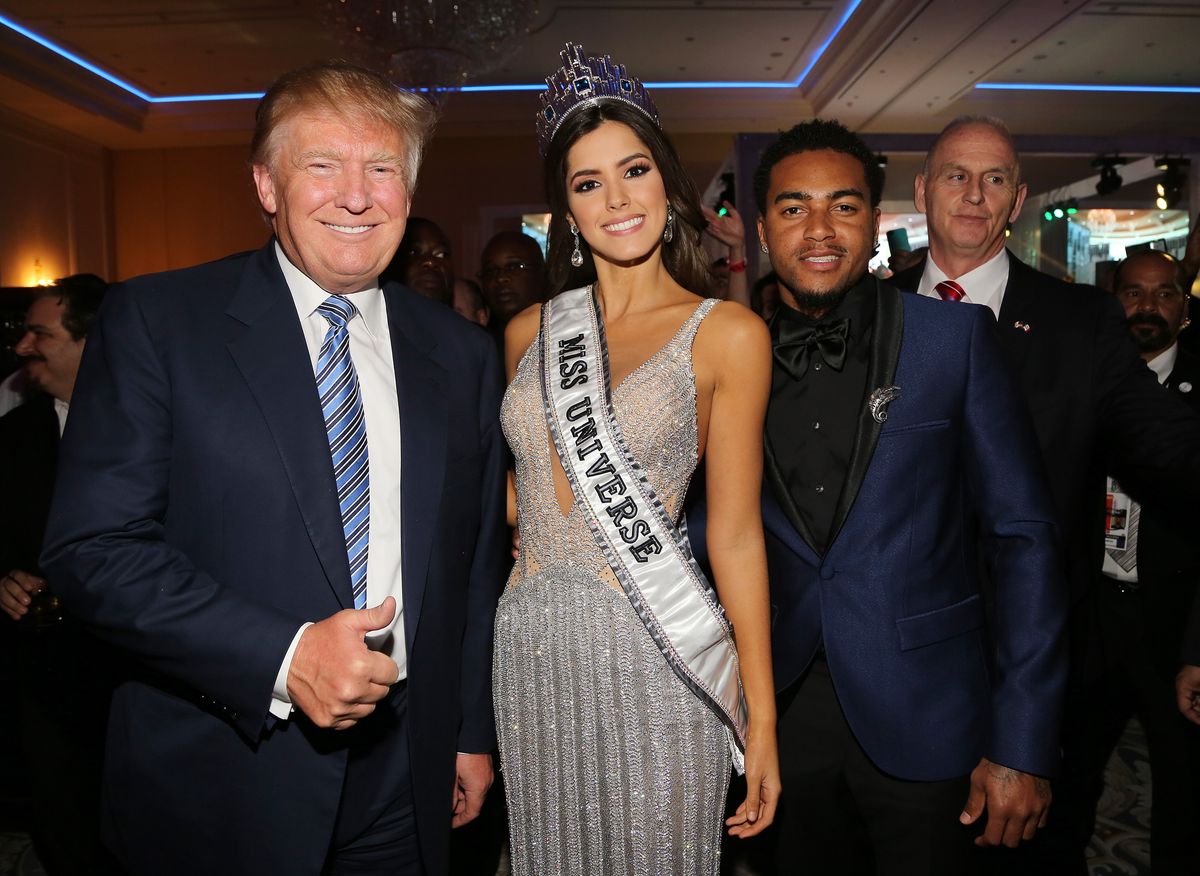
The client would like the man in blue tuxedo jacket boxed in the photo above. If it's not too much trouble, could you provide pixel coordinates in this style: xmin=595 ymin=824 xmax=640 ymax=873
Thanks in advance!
xmin=746 ymin=121 xmax=1066 ymax=874
xmin=40 ymin=63 xmax=507 ymax=875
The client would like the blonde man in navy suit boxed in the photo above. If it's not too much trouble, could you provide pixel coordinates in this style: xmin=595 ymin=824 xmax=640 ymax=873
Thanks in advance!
xmin=41 ymin=63 xmax=507 ymax=876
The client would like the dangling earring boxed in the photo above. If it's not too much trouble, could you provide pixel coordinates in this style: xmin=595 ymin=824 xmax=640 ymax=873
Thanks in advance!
xmin=663 ymin=205 xmax=675 ymax=244
xmin=569 ymin=222 xmax=584 ymax=268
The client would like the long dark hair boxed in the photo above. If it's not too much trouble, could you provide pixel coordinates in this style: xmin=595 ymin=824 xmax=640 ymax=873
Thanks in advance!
xmin=542 ymin=101 xmax=712 ymax=296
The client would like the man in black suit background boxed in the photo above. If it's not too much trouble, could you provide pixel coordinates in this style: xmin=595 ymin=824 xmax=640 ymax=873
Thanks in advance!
xmin=1079 ymin=249 xmax=1200 ymax=875
xmin=0 ymin=275 xmax=117 ymax=875
xmin=890 ymin=116 xmax=1200 ymax=874
xmin=1089 ymin=249 xmax=1200 ymax=868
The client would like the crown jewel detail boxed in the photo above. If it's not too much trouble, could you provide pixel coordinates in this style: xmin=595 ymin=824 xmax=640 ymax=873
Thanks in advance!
xmin=535 ymin=43 xmax=660 ymax=156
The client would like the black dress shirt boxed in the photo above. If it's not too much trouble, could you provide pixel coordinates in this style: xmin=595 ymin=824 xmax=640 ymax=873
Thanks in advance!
xmin=766 ymin=276 xmax=875 ymax=554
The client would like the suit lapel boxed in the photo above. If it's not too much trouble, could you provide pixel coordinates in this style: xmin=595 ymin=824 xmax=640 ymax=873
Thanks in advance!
xmin=995 ymin=251 xmax=1037 ymax=377
xmin=225 ymin=244 xmax=354 ymax=608
xmin=761 ymin=483 xmax=820 ymax=564
xmin=763 ymin=435 xmax=820 ymax=553
xmin=385 ymin=285 xmax=449 ymax=649
xmin=827 ymin=279 xmax=902 ymax=547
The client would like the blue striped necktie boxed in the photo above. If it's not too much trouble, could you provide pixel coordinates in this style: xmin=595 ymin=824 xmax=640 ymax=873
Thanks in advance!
xmin=315 ymin=295 xmax=370 ymax=610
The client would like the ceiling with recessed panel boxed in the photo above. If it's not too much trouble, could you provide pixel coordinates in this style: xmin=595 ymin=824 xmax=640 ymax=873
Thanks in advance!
xmin=0 ymin=0 xmax=1195 ymax=153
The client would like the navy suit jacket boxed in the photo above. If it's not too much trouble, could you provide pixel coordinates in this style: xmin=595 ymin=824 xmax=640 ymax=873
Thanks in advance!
xmin=698 ymin=283 xmax=1067 ymax=782
xmin=41 ymin=242 xmax=508 ymax=875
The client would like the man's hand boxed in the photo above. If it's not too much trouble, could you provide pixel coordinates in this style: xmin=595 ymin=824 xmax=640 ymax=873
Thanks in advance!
xmin=1176 ymin=664 xmax=1200 ymax=725
xmin=960 ymin=757 xmax=1051 ymax=847
xmin=451 ymin=752 xmax=493 ymax=828
xmin=0 ymin=570 xmax=45 ymax=621
xmin=286 ymin=596 xmax=399 ymax=730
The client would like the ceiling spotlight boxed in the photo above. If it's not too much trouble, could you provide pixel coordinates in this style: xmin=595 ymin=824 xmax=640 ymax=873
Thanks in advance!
xmin=1153 ymin=156 xmax=1189 ymax=210
xmin=1092 ymin=154 xmax=1127 ymax=196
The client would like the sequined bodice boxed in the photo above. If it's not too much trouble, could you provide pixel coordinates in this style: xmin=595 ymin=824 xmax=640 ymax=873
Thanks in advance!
xmin=501 ymin=298 xmax=719 ymax=585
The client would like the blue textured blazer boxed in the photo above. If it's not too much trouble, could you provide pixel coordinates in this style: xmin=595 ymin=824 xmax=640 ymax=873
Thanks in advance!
xmin=697 ymin=281 xmax=1067 ymax=783
xmin=41 ymin=242 xmax=508 ymax=875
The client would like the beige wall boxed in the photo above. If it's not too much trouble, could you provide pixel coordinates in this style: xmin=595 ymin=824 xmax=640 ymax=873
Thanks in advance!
xmin=111 ymin=145 xmax=267 ymax=281
xmin=109 ymin=130 xmax=734 ymax=282
xmin=0 ymin=108 xmax=111 ymax=287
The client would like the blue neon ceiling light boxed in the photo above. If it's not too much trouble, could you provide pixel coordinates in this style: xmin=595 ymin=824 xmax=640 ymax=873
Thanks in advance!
xmin=977 ymin=82 xmax=1200 ymax=94
xmin=0 ymin=1 xmax=863 ymax=104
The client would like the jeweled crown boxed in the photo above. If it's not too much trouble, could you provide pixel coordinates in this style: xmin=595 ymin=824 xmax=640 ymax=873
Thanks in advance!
xmin=535 ymin=43 xmax=660 ymax=157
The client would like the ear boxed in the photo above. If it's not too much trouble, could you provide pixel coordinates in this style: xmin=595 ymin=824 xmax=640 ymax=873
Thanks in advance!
xmin=252 ymin=164 xmax=278 ymax=216
xmin=872 ymin=207 xmax=882 ymax=242
xmin=756 ymin=215 xmax=768 ymax=253
xmin=913 ymin=173 xmax=927 ymax=214
xmin=1009 ymin=182 xmax=1028 ymax=224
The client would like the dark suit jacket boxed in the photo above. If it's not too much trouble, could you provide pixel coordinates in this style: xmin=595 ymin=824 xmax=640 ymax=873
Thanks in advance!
xmin=0 ymin=393 xmax=58 ymax=575
xmin=41 ymin=243 xmax=508 ymax=876
xmin=696 ymin=283 xmax=1066 ymax=781
xmin=891 ymin=252 xmax=1200 ymax=605
xmin=1118 ymin=346 xmax=1200 ymax=675
xmin=1185 ymin=590 xmax=1200 ymax=667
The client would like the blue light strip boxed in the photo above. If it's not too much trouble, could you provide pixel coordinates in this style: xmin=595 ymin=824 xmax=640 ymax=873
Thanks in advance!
xmin=0 ymin=12 xmax=155 ymax=101
xmin=466 ymin=0 xmax=864 ymax=95
xmin=977 ymin=82 xmax=1200 ymax=94
xmin=0 ymin=1 xmax=864 ymax=104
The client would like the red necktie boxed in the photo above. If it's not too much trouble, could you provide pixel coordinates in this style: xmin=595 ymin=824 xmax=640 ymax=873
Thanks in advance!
xmin=935 ymin=280 xmax=965 ymax=302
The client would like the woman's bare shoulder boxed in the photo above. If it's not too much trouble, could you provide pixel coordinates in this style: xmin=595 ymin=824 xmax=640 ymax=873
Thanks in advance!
xmin=504 ymin=302 xmax=543 ymax=376
xmin=695 ymin=298 xmax=771 ymax=354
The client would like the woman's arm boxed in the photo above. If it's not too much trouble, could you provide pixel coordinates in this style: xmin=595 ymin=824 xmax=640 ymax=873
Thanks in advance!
xmin=694 ymin=301 xmax=779 ymax=837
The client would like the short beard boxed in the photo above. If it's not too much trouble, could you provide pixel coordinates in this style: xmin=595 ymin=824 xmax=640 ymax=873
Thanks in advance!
xmin=1127 ymin=314 xmax=1170 ymax=353
xmin=780 ymin=277 xmax=858 ymax=319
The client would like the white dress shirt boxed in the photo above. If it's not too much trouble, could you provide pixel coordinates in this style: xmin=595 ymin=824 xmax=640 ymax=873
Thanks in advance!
xmin=917 ymin=248 xmax=1010 ymax=318
xmin=53 ymin=398 xmax=68 ymax=437
xmin=270 ymin=243 xmax=406 ymax=719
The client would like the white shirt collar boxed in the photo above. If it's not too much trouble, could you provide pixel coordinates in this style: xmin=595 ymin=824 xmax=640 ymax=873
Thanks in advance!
xmin=1146 ymin=342 xmax=1178 ymax=385
xmin=918 ymin=248 xmax=1010 ymax=318
xmin=53 ymin=398 xmax=69 ymax=437
xmin=273 ymin=241 xmax=386 ymax=341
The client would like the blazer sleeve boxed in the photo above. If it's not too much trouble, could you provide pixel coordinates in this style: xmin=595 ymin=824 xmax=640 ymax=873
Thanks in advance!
xmin=456 ymin=336 xmax=508 ymax=752
xmin=961 ymin=306 xmax=1068 ymax=777
xmin=40 ymin=284 xmax=301 ymax=741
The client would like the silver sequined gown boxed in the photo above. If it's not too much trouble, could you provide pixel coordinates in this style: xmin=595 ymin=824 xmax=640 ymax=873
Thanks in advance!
xmin=495 ymin=298 xmax=731 ymax=876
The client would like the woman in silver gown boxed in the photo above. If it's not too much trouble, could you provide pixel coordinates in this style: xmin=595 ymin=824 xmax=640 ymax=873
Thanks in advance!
xmin=494 ymin=44 xmax=779 ymax=875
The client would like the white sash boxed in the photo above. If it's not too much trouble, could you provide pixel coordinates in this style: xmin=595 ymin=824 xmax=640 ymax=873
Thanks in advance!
xmin=540 ymin=285 xmax=747 ymax=771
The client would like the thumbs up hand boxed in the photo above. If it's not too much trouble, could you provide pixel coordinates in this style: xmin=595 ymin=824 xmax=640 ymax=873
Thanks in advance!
xmin=287 ymin=596 xmax=400 ymax=729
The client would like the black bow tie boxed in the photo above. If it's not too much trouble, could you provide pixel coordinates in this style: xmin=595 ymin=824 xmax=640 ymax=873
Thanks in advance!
xmin=773 ymin=318 xmax=850 ymax=380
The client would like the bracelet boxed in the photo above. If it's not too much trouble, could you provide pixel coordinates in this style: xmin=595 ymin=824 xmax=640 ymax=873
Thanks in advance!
xmin=727 ymin=259 xmax=747 ymax=273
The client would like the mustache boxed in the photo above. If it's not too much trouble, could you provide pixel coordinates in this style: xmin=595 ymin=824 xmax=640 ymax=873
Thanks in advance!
xmin=796 ymin=245 xmax=850 ymax=257
xmin=1127 ymin=313 xmax=1168 ymax=330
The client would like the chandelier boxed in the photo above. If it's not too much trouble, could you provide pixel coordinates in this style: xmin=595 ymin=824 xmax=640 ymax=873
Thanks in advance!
xmin=326 ymin=0 xmax=540 ymax=93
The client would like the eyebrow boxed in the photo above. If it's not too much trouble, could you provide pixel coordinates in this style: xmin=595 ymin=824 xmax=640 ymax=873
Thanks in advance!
xmin=773 ymin=187 xmax=864 ymax=204
xmin=569 ymin=152 xmax=651 ymax=185
xmin=941 ymin=161 xmax=1014 ymax=175
xmin=294 ymin=150 xmax=403 ymax=165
